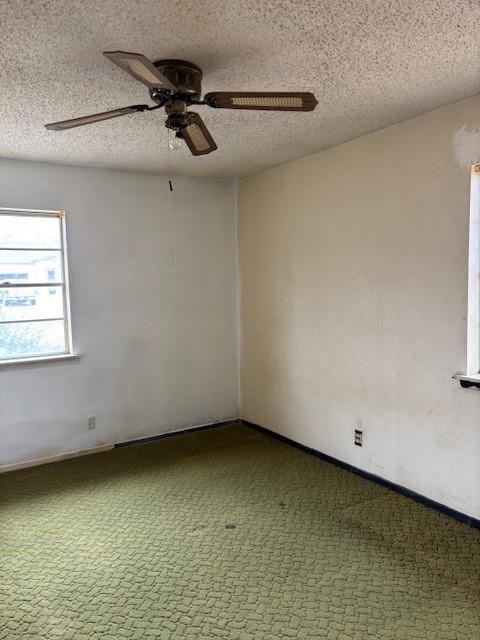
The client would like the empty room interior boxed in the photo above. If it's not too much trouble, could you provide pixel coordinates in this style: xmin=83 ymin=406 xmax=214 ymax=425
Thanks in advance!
xmin=1 ymin=1 xmax=480 ymax=638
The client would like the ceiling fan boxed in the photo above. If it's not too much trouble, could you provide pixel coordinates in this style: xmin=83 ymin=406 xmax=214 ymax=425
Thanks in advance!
xmin=45 ymin=51 xmax=318 ymax=156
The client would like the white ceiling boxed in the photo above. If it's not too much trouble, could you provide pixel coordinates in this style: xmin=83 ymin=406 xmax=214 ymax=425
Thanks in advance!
xmin=1 ymin=0 xmax=479 ymax=178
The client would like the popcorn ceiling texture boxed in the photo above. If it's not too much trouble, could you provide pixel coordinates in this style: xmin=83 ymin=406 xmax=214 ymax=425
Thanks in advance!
xmin=0 ymin=0 xmax=479 ymax=178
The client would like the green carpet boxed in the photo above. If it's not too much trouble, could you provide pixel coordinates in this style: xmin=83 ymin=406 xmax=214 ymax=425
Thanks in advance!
xmin=1 ymin=424 xmax=479 ymax=639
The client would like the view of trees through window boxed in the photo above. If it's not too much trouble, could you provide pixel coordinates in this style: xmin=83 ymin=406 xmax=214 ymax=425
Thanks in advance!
xmin=0 ymin=211 xmax=70 ymax=360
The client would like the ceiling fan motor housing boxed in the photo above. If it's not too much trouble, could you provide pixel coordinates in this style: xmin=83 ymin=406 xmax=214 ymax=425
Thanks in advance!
xmin=165 ymin=100 xmax=189 ymax=130
xmin=150 ymin=59 xmax=203 ymax=103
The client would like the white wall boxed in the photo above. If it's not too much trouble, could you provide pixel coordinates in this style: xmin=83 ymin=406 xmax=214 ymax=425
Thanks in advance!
xmin=239 ymin=95 xmax=480 ymax=520
xmin=0 ymin=159 xmax=238 ymax=466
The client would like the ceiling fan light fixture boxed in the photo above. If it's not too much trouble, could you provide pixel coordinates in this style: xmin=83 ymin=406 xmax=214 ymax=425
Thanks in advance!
xmin=168 ymin=128 xmax=183 ymax=151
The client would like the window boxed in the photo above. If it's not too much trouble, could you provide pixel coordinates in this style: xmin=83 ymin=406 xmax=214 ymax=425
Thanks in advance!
xmin=0 ymin=208 xmax=73 ymax=362
xmin=457 ymin=164 xmax=480 ymax=384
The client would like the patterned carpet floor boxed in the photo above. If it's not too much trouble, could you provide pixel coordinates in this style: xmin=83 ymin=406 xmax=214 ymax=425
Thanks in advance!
xmin=1 ymin=423 xmax=479 ymax=639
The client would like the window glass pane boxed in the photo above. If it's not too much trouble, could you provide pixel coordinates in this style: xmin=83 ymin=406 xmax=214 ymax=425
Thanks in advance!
xmin=0 ymin=319 xmax=66 ymax=359
xmin=0 ymin=251 xmax=63 ymax=284
xmin=0 ymin=286 xmax=64 ymax=322
xmin=0 ymin=214 xmax=61 ymax=249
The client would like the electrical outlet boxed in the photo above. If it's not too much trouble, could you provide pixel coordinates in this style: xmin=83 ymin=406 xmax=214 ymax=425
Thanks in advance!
xmin=354 ymin=429 xmax=363 ymax=446
xmin=88 ymin=415 xmax=96 ymax=430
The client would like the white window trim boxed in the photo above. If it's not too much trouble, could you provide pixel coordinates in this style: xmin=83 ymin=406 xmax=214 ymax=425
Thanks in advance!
xmin=0 ymin=207 xmax=78 ymax=366
xmin=454 ymin=165 xmax=480 ymax=385
xmin=465 ymin=165 xmax=480 ymax=376
xmin=0 ymin=353 xmax=80 ymax=368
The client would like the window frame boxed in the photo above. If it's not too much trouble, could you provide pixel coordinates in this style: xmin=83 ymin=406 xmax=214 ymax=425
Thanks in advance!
xmin=466 ymin=166 xmax=480 ymax=376
xmin=455 ymin=165 xmax=480 ymax=387
xmin=0 ymin=207 xmax=74 ymax=363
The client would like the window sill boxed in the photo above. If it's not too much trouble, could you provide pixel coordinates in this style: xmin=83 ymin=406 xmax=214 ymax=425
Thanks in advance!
xmin=0 ymin=353 xmax=81 ymax=369
xmin=454 ymin=373 xmax=480 ymax=389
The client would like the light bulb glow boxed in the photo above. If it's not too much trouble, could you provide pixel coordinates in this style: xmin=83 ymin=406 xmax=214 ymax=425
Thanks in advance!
xmin=168 ymin=129 xmax=182 ymax=151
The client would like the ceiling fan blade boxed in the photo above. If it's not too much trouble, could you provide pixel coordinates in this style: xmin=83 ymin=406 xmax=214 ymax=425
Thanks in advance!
xmin=45 ymin=105 xmax=150 ymax=131
xmin=181 ymin=112 xmax=217 ymax=156
xmin=205 ymin=92 xmax=317 ymax=111
xmin=103 ymin=51 xmax=176 ymax=90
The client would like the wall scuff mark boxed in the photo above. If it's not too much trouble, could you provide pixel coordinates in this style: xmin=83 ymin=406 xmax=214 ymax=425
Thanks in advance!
xmin=453 ymin=124 xmax=480 ymax=167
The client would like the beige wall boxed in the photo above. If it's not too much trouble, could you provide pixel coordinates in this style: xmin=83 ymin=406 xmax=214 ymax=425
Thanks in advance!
xmin=239 ymin=95 xmax=480 ymax=520
xmin=0 ymin=160 xmax=239 ymax=467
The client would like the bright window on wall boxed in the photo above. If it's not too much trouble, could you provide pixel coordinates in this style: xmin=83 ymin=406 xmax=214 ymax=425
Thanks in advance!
xmin=464 ymin=165 xmax=480 ymax=379
xmin=0 ymin=208 xmax=73 ymax=362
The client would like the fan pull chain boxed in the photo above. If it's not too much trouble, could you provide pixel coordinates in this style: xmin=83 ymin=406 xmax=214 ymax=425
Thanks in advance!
xmin=168 ymin=139 xmax=175 ymax=272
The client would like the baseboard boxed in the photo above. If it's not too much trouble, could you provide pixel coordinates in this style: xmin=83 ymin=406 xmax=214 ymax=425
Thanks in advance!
xmin=242 ymin=420 xmax=480 ymax=531
xmin=0 ymin=443 xmax=114 ymax=474
xmin=115 ymin=418 xmax=240 ymax=448
xmin=0 ymin=419 xmax=239 ymax=473
xmin=7 ymin=418 xmax=475 ymax=531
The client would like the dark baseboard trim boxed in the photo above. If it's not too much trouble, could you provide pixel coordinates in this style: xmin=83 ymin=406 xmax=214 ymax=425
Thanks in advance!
xmin=242 ymin=419 xmax=480 ymax=531
xmin=115 ymin=419 xmax=240 ymax=448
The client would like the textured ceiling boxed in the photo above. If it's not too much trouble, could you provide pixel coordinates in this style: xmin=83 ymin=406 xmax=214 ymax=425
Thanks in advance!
xmin=1 ymin=0 xmax=479 ymax=178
